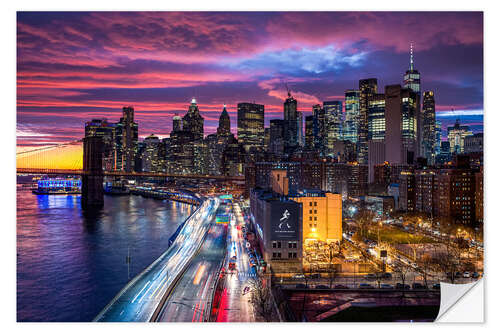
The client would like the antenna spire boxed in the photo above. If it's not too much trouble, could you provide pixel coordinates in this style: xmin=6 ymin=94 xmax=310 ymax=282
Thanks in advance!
xmin=285 ymin=82 xmax=291 ymax=98
xmin=410 ymin=43 xmax=414 ymax=71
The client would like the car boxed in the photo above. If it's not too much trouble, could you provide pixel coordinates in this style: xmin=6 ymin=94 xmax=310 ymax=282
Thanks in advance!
xmin=455 ymin=272 xmax=462 ymax=278
xmin=432 ymin=283 xmax=441 ymax=290
xmin=396 ymin=283 xmax=411 ymax=290
xmin=310 ymin=273 xmax=321 ymax=279
xmin=412 ymin=283 xmax=426 ymax=290
xmin=380 ymin=284 xmax=394 ymax=289
xmin=381 ymin=273 xmax=392 ymax=279
xmin=315 ymin=284 xmax=329 ymax=289
xmin=295 ymin=283 xmax=308 ymax=289
xmin=293 ymin=274 xmax=305 ymax=279
xmin=359 ymin=283 xmax=375 ymax=289
xmin=365 ymin=273 xmax=377 ymax=280
xmin=463 ymin=271 xmax=471 ymax=278
xmin=472 ymin=272 xmax=480 ymax=279
xmin=334 ymin=284 xmax=349 ymax=289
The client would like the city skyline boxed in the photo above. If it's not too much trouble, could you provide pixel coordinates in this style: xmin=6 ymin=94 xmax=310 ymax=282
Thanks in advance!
xmin=17 ymin=12 xmax=483 ymax=148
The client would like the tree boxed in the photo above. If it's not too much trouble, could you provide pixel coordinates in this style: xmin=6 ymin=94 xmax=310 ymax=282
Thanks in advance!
xmin=417 ymin=253 xmax=433 ymax=288
xmin=247 ymin=278 xmax=274 ymax=322
xmin=354 ymin=208 xmax=376 ymax=239
xmin=393 ymin=261 xmax=412 ymax=295
xmin=434 ymin=235 xmax=462 ymax=284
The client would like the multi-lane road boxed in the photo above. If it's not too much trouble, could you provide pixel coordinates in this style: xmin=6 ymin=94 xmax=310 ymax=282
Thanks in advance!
xmin=156 ymin=206 xmax=228 ymax=322
xmin=94 ymin=198 xmax=219 ymax=322
xmin=216 ymin=203 xmax=256 ymax=322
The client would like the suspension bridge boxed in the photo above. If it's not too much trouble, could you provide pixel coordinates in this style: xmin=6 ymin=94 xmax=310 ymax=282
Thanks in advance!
xmin=16 ymin=141 xmax=244 ymax=182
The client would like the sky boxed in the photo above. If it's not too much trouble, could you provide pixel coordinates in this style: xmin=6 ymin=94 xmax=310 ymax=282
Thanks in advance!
xmin=17 ymin=11 xmax=483 ymax=148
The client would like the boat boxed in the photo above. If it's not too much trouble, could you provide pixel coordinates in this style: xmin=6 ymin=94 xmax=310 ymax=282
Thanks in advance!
xmin=104 ymin=179 xmax=130 ymax=195
xmin=32 ymin=177 xmax=81 ymax=195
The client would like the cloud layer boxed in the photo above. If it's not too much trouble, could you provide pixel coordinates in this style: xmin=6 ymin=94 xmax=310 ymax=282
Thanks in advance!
xmin=17 ymin=12 xmax=483 ymax=147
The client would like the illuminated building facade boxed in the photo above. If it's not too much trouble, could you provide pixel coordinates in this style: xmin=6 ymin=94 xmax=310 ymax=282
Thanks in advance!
xmin=237 ymin=102 xmax=265 ymax=152
xmin=142 ymin=134 xmax=161 ymax=172
xmin=323 ymin=100 xmax=343 ymax=156
xmin=283 ymin=92 xmax=298 ymax=152
xmin=403 ymin=44 xmax=422 ymax=157
xmin=447 ymin=119 xmax=473 ymax=154
xmin=120 ymin=106 xmax=139 ymax=172
xmin=367 ymin=93 xmax=386 ymax=141
xmin=343 ymin=89 xmax=360 ymax=144
xmin=358 ymin=78 xmax=378 ymax=164
xmin=422 ymin=91 xmax=436 ymax=164
xmin=291 ymin=191 xmax=342 ymax=244
xmin=385 ymin=84 xmax=418 ymax=165
xmin=182 ymin=98 xmax=204 ymax=141
xmin=84 ymin=118 xmax=117 ymax=171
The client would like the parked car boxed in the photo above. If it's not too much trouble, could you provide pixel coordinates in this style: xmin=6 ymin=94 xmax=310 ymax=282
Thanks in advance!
xmin=472 ymin=272 xmax=480 ymax=279
xmin=295 ymin=283 xmax=308 ymax=289
xmin=293 ymin=274 xmax=305 ymax=279
xmin=412 ymin=283 xmax=426 ymax=290
xmin=359 ymin=283 xmax=375 ymax=289
xmin=333 ymin=284 xmax=349 ymax=289
xmin=381 ymin=273 xmax=392 ymax=279
xmin=365 ymin=273 xmax=376 ymax=280
xmin=396 ymin=283 xmax=411 ymax=290
xmin=463 ymin=271 xmax=471 ymax=278
xmin=455 ymin=272 xmax=462 ymax=278
xmin=315 ymin=285 xmax=329 ymax=289
xmin=380 ymin=284 xmax=394 ymax=289
xmin=310 ymin=273 xmax=321 ymax=279
xmin=432 ymin=283 xmax=441 ymax=290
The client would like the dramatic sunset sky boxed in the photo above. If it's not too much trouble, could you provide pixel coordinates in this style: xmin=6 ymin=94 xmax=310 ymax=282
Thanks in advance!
xmin=17 ymin=11 xmax=483 ymax=148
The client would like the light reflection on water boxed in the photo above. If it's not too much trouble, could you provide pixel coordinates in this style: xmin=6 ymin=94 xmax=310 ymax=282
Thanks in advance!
xmin=17 ymin=187 xmax=194 ymax=322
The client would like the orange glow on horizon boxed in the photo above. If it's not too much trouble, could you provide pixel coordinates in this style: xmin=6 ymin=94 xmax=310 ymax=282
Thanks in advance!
xmin=16 ymin=143 xmax=83 ymax=170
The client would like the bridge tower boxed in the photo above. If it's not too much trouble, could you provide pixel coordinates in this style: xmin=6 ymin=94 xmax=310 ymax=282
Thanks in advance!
xmin=81 ymin=136 xmax=104 ymax=209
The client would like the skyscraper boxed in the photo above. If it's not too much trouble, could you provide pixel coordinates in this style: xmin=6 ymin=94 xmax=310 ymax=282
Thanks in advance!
xmin=120 ymin=106 xmax=138 ymax=172
xmin=358 ymin=78 xmax=378 ymax=164
xmin=283 ymin=91 xmax=298 ymax=151
xmin=217 ymin=104 xmax=231 ymax=136
xmin=323 ymin=101 xmax=343 ymax=156
xmin=403 ymin=43 xmax=422 ymax=156
xmin=403 ymin=44 xmax=421 ymax=95
xmin=269 ymin=119 xmax=285 ymax=155
xmin=305 ymin=115 xmax=314 ymax=151
xmin=237 ymin=102 xmax=265 ymax=152
xmin=142 ymin=134 xmax=161 ymax=172
xmin=385 ymin=84 xmax=418 ymax=165
xmin=422 ymin=91 xmax=436 ymax=164
xmin=367 ymin=94 xmax=386 ymax=141
xmin=343 ymin=90 xmax=360 ymax=144
xmin=297 ymin=111 xmax=304 ymax=147
xmin=84 ymin=118 xmax=116 ymax=171
xmin=172 ymin=114 xmax=182 ymax=132
xmin=182 ymin=98 xmax=204 ymax=141
xmin=312 ymin=104 xmax=326 ymax=154
xmin=447 ymin=119 xmax=473 ymax=154
xmin=435 ymin=120 xmax=442 ymax=156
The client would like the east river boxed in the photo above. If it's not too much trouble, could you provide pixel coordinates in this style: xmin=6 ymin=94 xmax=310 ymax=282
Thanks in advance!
xmin=16 ymin=184 xmax=195 ymax=322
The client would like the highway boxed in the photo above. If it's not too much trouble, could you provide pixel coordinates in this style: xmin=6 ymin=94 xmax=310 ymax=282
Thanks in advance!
xmin=156 ymin=205 xmax=227 ymax=322
xmin=216 ymin=202 xmax=256 ymax=322
xmin=94 ymin=198 xmax=219 ymax=322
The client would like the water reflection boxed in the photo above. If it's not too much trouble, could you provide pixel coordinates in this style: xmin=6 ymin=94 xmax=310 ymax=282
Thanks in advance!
xmin=17 ymin=187 xmax=194 ymax=322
